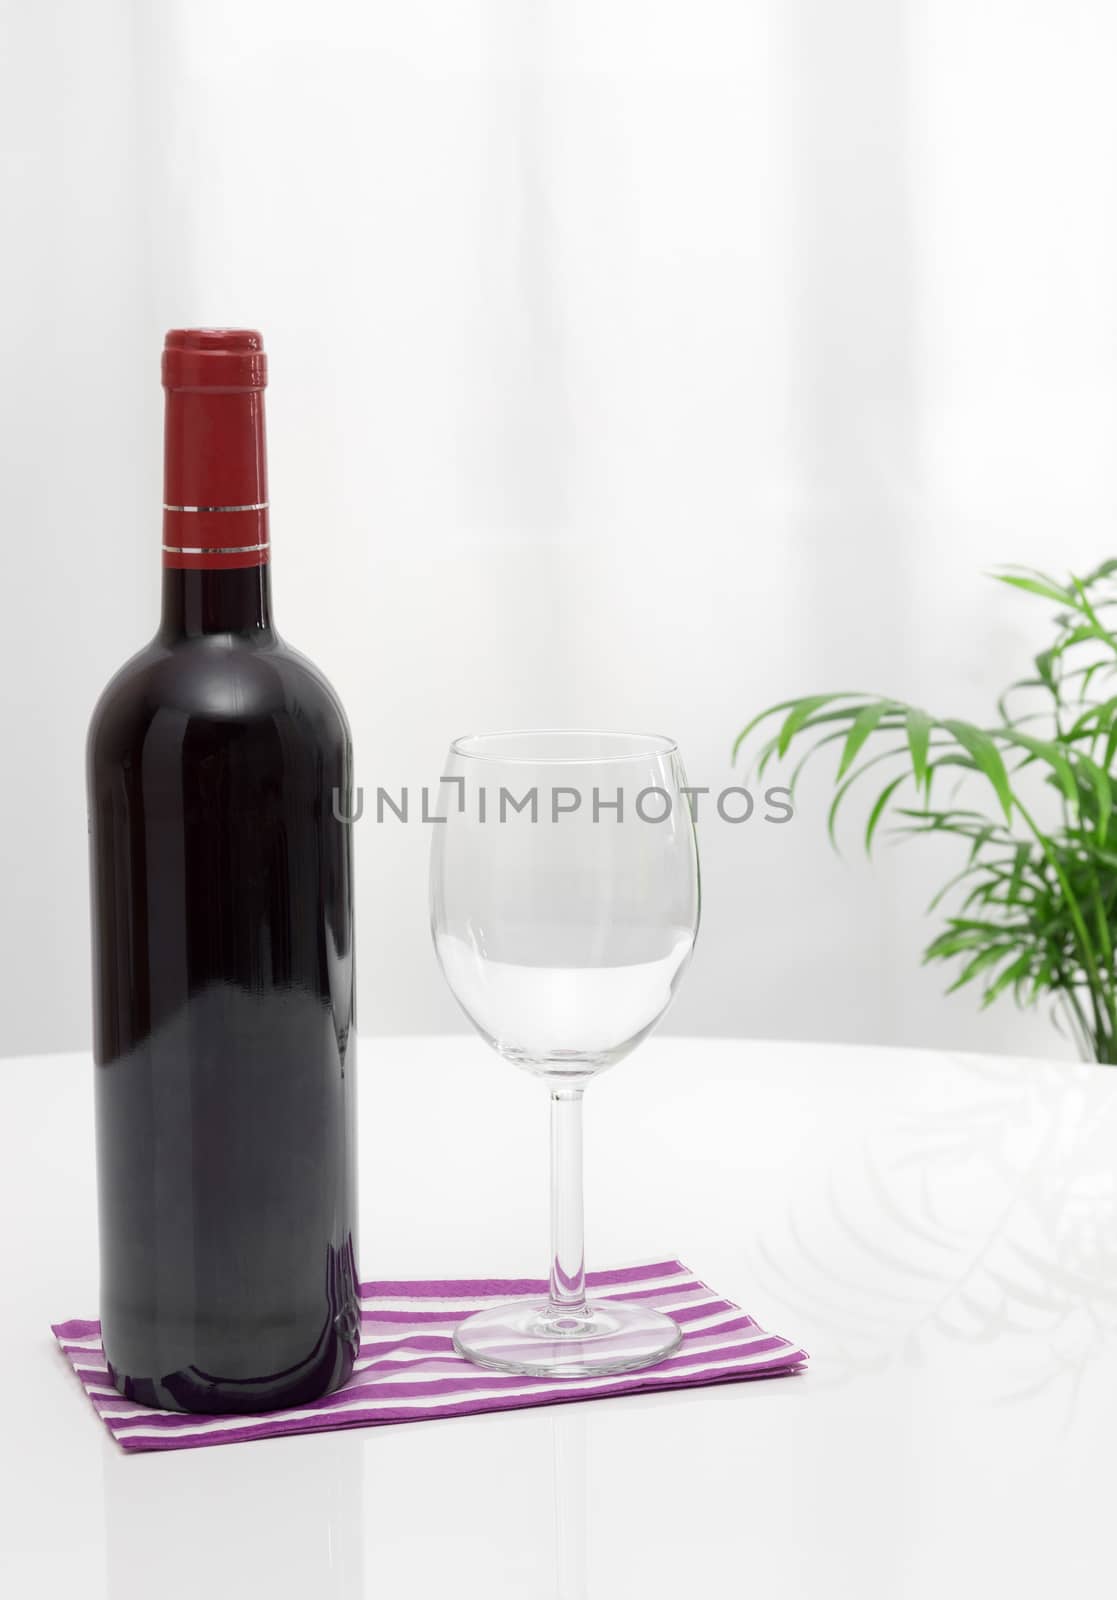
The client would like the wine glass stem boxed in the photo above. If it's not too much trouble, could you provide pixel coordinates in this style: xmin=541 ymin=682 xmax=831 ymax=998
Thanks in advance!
xmin=549 ymin=1087 xmax=587 ymax=1314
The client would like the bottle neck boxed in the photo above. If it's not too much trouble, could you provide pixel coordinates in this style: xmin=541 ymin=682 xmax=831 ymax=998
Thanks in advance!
xmin=159 ymin=565 xmax=274 ymax=640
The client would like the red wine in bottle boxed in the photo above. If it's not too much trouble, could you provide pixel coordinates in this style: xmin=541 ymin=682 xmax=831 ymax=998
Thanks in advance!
xmin=87 ymin=329 xmax=360 ymax=1413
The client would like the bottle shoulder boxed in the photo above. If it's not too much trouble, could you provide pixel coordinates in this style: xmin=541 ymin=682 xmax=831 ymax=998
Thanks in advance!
xmin=87 ymin=631 xmax=351 ymax=772
xmin=277 ymin=638 xmax=352 ymax=739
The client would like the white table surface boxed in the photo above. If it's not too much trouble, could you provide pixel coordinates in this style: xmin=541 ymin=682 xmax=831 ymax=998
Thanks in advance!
xmin=2 ymin=1034 xmax=1113 ymax=1597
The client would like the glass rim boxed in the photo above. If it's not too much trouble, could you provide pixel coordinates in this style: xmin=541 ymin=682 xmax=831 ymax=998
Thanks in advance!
xmin=448 ymin=729 xmax=680 ymax=766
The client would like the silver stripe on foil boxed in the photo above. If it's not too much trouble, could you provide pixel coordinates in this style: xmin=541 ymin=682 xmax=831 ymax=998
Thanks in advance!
xmin=162 ymin=542 xmax=270 ymax=555
xmin=163 ymin=502 xmax=269 ymax=513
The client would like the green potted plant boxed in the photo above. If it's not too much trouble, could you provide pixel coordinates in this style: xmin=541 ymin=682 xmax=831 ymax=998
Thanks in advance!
xmin=735 ymin=563 xmax=1117 ymax=1062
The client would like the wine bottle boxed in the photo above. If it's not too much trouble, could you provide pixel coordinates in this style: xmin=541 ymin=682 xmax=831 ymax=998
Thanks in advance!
xmin=87 ymin=329 xmax=360 ymax=1414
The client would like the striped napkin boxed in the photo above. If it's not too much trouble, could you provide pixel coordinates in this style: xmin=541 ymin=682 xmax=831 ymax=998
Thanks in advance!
xmin=52 ymin=1259 xmax=806 ymax=1453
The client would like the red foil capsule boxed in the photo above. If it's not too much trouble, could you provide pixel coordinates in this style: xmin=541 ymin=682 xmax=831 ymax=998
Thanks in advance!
xmin=162 ymin=329 xmax=270 ymax=570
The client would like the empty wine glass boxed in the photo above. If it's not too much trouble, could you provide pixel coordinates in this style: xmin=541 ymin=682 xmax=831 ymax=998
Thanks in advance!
xmin=430 ymin=731 xmax=700 ymax=1377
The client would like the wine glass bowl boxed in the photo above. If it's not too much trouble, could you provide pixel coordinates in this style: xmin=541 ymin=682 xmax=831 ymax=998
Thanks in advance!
xmin=430 ymin=730 xmax=700 ymax=1377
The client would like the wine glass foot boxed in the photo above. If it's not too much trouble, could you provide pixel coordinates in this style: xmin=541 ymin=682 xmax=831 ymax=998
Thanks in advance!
xmin=452 ymin=1298 xmax=682 ymax=1378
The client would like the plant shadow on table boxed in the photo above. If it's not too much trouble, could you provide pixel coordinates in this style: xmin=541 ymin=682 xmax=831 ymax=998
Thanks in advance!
xmin=745 ymin=1052 xmax=1117 ymax=1422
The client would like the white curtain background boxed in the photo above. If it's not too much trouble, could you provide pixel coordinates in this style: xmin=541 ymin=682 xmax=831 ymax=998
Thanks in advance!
xmin=3 ymin=0 xmax=1117 ymax=1060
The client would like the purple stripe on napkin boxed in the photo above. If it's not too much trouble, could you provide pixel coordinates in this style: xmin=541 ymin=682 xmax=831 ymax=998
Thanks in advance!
xmin=52 ymin=1260 xmax=806 ymax=1453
